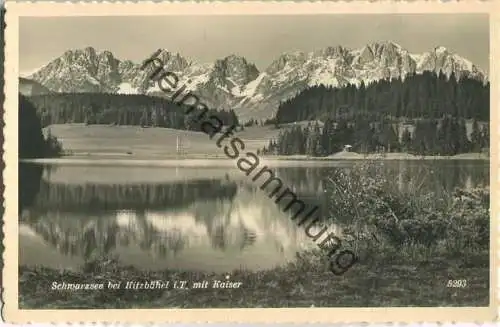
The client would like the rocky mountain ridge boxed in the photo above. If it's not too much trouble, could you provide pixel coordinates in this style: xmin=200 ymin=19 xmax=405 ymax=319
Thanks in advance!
xmin=26 ymin=42 xmax=487 ymax=120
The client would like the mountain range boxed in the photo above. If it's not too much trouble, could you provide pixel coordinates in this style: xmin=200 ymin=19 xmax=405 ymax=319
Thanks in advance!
xmin=23 ymin=42 xmax=487 ymax=120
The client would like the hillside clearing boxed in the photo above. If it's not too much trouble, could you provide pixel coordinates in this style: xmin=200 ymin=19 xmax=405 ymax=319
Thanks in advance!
xmin=42 ymin=124 xmax=489 ymax=161
xmin=44 ymin=124 xmax=282 ymax=158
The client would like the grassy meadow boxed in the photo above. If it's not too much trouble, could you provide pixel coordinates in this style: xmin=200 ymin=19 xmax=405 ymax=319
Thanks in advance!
xmin=42 ymin=123 xmax=282 ymax=158
xmin=41 ymin=123 xmax=488 ymax=161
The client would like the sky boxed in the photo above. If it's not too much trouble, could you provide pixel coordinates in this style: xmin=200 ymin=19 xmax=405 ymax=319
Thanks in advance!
xmin=19 ymin=14 xmax=490 ymax=75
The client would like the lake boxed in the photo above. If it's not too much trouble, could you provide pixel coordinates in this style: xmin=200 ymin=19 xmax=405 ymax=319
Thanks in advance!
xmin=19 ymin=160 xmax=489 ymax=273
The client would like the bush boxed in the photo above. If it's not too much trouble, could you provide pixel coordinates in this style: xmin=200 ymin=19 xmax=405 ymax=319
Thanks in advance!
xmin=325 ymin=160 xmax=489 ymax=258
xmin=444 ymin=187 xmax=489 ymax=254
xmin=43 ymin=129 xmax=64 ymax=157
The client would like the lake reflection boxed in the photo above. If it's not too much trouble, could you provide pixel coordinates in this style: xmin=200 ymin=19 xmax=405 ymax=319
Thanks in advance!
xmin=19 ymin=160 xmax=489 ymax=272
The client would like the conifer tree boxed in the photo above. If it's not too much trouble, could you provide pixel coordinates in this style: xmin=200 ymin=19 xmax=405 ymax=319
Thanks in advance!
xmin=411 ymin=120 xmax=427 ymax=154
xmin=470 ymin=119 xmax=482 ymax=152
xmin=401 ymin=127 xmax=412 ymax=152
xmin=480 ymin=124 xmax=490 ymax=149
xmin=275 ymin=73 xmax=488 ymax=123
xmin=457 ymin=118 xmax=470 ymax=153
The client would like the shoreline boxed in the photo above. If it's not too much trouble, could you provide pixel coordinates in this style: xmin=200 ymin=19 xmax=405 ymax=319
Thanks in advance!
xmin=21 ymin=152 xmax=490 ymax=166
xmin=19 ymin=247 xmax=489 ymax=309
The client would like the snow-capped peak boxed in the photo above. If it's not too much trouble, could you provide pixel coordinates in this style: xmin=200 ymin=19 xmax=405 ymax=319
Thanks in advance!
xmin=435 ymin=46 xmax=448 ymax=55
xmin=26 ymin=42 xmax=487 ymax=121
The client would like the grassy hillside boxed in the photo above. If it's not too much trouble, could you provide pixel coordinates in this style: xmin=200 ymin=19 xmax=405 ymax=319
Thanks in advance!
xmin=44 ymin=124 xmax=283 ymax=158
xmin=42 ymin=119 xmax=488 ymax=159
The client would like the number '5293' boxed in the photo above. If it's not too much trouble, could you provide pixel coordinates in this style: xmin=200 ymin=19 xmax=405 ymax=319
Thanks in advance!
xmin=447 ymin=279 xmax=467 ymax=288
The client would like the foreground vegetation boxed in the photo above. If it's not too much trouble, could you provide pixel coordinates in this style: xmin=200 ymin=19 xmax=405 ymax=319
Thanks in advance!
xmin=326 ymin=160 xmax=489 ymax=264
xmin=19 ymin=161 xmax=490 ymax=308
xmin=19 ymin=246 xmax=488 ymax=309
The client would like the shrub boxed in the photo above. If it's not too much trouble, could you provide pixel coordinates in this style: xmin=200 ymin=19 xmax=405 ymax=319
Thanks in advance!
xmin=325 ymin=160 xmax=489 ymax=258
xmin=444 ymin=187 xmax=489 ymax=254
xmin=43 ymin=129 xmax=64 ymax=157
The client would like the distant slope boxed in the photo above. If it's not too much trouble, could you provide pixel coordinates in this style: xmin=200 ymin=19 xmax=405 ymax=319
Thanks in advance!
xmin=19 ymin=77 xmax=52 ymax=96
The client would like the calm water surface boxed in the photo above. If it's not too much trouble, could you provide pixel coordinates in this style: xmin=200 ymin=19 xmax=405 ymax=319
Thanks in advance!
xmin=19 ymin=160 xmax=489 ymax=272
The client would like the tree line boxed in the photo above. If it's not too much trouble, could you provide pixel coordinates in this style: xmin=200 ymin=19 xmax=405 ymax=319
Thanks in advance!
xmin=262 ymin=115 xmax=489 ymax=156
xmin=19 ymin=95 xmax=63 ymax=159
xmin=28 ymin=93 xmax=240 ymax=131
xmin=275 ymin=71 xmax=489 ymax=124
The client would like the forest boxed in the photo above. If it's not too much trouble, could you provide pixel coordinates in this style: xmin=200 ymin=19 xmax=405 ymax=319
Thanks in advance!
xmin=275 ymin=71 xmax=489 ymax=124
xmin=264 ymin=71 xmax=490 ymax=156
xmin=262 ymin=116 xmax=489 ymax=156
xmin=19 ymin=94 xmax=63 ymax=159
xmin=28 ymin=93 xmax=240 ymax=131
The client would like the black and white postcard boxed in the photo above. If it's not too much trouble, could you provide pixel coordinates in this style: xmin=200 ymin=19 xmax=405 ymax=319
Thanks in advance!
xmin=2 ymin=0 xmax=498 ymax=323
